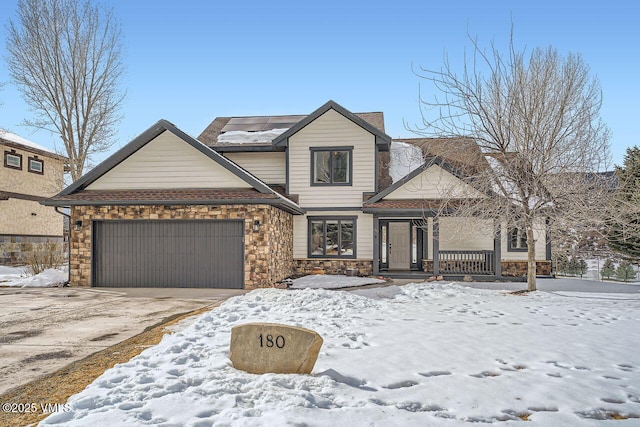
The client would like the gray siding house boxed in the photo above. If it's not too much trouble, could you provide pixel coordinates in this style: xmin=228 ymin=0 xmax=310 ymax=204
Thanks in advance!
xmin=44 ymin=100 xmax=551 ymax=289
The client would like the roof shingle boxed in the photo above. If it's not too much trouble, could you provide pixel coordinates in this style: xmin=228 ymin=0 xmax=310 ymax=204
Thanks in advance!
xmin=198 ymin=111 xmax=386 ymax=148
xmin=48 ymin=188 xmax=279 ymax=204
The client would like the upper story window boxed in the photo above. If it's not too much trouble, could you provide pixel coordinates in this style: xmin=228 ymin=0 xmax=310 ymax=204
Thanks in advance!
xmin=28 ymin=156 xmax=44 ymax=174
xmin=311 ymin=146 xmax=352 ymax=185
xmin=4 ymin=150 xmax=22 ymax=170
xmin=508 ymin=227 xmax=528 ymax=251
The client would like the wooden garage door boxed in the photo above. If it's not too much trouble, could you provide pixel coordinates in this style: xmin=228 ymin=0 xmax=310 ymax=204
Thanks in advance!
xmin=93 ymin=220 xmax=244 ymax=288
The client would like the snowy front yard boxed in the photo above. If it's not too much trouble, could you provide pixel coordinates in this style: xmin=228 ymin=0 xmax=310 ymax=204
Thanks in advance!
xmin=0 ymin=265 xmax=67 ymax=287
xmin=40 ymin=283 xmax=640 ymax=426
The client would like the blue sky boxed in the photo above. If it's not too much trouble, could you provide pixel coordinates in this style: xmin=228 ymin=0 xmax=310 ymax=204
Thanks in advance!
xmin=0 ymin=0 xmax=637 ymax=168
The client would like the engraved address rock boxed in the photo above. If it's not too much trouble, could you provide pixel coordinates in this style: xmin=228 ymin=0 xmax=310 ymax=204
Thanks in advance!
xmin=230 ymin=323 xmax=323 ymax=374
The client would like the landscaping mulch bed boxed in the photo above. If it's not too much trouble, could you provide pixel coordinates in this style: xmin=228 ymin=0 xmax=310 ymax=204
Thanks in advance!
xmin=0 ymin=305 xmax=217 ymax=427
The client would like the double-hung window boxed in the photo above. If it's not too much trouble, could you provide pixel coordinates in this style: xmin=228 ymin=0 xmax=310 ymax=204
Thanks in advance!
xmin=508 ymin=227 xmax=528 ymax=251
xmin=311 ymin=147 xmax=352 ymax=185
xmin=309 ymin=217 xmax=356 ymax=258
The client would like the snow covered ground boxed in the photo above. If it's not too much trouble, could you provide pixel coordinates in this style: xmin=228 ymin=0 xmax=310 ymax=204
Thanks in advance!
xmin=0 ymin=266 xmax=67 ymax=287
xmin=41 ymin=282 xmax=640 ymax=426
xmin=290 ymin=274 xmax=386 ymax=289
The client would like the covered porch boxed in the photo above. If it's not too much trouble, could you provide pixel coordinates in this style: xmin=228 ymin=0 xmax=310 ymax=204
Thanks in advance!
xmin=372 ymin=215 xmax=501 ymax=278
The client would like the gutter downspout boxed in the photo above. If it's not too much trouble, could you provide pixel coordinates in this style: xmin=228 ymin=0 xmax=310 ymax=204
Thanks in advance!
xmin=54 ymin=206 xmax=71 ymax=286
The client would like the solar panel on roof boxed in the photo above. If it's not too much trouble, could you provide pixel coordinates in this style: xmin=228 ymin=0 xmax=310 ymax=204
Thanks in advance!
xmin=227 ymin=117 xmax=269 ymax=125
xmin=219 ymin=124 xmax=268 ymax=132
xmin=266 ymin=115 xmax=306 ymax=124
xmin=220 ymin=115 xmax=306 ymax=133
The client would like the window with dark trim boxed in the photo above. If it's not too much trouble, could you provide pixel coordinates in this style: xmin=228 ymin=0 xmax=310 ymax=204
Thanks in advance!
xmin=28 ymin=156 xmax=44 ymax=174
xmin=508 ymin=228 xmax=528 ymax=251
xmin=310 ymin=147 xmax=353 ymax=185
xmin=4 ymin=151 xmax=22 ymax=170
xmin=308 ymin=216 xmax=356 ymax=258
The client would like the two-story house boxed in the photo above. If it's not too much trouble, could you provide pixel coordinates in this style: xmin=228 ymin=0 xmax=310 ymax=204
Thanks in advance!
xmin=44 ymin=100 xmax=551 ymax=288
xmin=1 ymin=130 xmax=67 ymax=264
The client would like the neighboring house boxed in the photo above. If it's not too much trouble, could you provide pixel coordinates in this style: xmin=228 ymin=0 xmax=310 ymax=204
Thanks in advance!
xmin=43 ymin=100 xmax=551 ymax=289
xmin=1 ymin=130 xmax=67 ymax=264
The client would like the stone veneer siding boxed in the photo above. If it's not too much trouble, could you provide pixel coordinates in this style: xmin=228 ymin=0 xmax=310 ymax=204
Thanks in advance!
xmin=0 ymin=235 xmax=64 ymax=265
xmin=501 ymin=260 xmax=552 ymax=277
xmin=294 ymin=259 xmax=373 ymax=276
xmin=70 ymin=204 xmax=293 ymax=289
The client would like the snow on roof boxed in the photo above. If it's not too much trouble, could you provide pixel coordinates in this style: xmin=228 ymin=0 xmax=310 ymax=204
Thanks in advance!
xmin=0 ymin=129 xmax=56 ymax=154
xmin=485 ymin=154 xmax=550 ymax=209
xmin=389 ymin=140 xmax=424 ymax=183
xmin=216 ymin=128 xmax=288 ymax=144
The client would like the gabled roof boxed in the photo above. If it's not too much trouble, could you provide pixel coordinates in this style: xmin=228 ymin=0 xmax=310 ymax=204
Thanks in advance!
xmin=365 ymin=156 xmax=471 ymax=205
xmin=395 ymin=137 xmax=490 ymax=176
xmin=0 ymin=130 xmax=68 ymax=161
xmin=45 ymin=120 xmax=304 ymax=214
xmin=271 ymin=100 xmax=391 ymax=151
xmin=198 ymin=102 xmax=389 ymax=153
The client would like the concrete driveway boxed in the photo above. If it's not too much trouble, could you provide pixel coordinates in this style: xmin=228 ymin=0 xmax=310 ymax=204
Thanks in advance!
xmin=0 ymin=286 xmax=247 ymax=395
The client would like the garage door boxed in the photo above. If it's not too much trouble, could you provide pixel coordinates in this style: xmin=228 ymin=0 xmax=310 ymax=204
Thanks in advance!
xmin=93 ymin=220 xmax=244 ymax=288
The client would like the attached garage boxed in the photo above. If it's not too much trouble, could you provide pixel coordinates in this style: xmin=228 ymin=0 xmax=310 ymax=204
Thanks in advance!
xmin=92 ymin=220 xmax=244 ymax=288
xmin=43 ymin=120 xmax=302 ymax=289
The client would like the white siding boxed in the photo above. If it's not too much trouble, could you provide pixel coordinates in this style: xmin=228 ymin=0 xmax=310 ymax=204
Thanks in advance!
xmin=439 ymin=217 xmax=494 ymax=251
xmin=87 ymin=131 xmax=251 ymax=190
xmin=501 ymin=221 xmax=548 ymax=261
xmin=224 ymin=152 xmax=285 ymax=184
xmin=288 ymin=109 xmax=375 ymax=208
xmin=385 ymin=165 xmax=485 ymax=200
xmin=293 ymin=211 xmax=373 ymax=259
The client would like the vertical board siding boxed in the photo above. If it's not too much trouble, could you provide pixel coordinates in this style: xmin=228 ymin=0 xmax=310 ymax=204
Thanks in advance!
xmin=224 ymin=152 xmax=286 ymax=184
xmin=93 ymin=220 xmax=244 ymax=288
xmin=288 ymin=109 xmax=376 ymax=208
xmin=87 ymin=131 xmax=251 ymax=190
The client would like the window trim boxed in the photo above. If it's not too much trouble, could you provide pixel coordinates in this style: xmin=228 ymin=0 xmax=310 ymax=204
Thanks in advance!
xmin=309 ymin=146 xmax=353 ymax=186
xmin=4 ymin=150 xmax=22 ymax=170
xmin=307 ymin=216 xmax=357 ymax=258
xmin=508 ymin=227 xmax=528 ymax=252
xmin=28 ymin=156 xmax=44 ymax=175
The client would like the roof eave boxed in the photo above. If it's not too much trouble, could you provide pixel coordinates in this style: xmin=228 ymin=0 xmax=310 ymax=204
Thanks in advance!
xmin=211 ymin=145 xmax=285 ymax=153
xmin=361 ymin=207 xmax=441 ymax=216
xmin=0 ymin=140 xmax=69 ymax=161
xmin=42 ymin=197 xmax=305 ymax=214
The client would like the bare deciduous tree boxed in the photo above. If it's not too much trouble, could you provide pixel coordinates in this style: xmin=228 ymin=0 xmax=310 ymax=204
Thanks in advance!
xmin=414 ymin=33 xmax=611 ymax=291
xmin=6 ymin=0 xmax=125 ymax=181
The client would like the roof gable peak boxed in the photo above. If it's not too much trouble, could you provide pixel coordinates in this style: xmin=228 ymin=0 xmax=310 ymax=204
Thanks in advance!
xmin=57 ymin=120 xmax=274 ymax=197
xmin=272 ymin=100 xmax=391 ymax=150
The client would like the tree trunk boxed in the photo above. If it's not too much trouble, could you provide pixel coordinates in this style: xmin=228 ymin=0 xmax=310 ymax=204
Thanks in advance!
xmin=526 ymin=226 xmax=537 ymax=291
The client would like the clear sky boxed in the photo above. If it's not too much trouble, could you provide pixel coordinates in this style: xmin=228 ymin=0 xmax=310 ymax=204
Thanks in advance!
xmin=0 ymin=0 xmax=637 ymax=168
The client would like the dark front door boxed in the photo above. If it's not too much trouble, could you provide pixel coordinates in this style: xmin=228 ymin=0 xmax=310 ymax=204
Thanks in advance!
xmin=92 ymin=220 xmax=244 ymax=288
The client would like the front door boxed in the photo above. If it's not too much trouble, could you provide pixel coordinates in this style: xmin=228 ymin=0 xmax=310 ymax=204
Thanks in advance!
xmin=389 ymin=222 xmax=410 ymax=269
